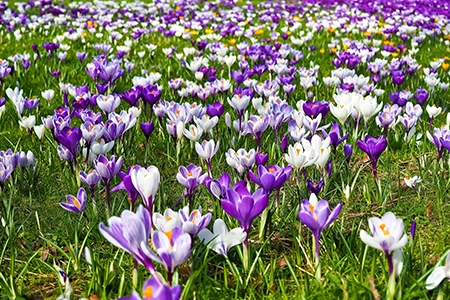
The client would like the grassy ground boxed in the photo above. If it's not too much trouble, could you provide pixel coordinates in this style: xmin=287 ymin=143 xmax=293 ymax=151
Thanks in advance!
xmin=1 ymin=0 xmax=450 ymax=299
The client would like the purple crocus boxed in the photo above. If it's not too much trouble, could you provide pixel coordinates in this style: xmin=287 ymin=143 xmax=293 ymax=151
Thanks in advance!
xmin=0 ymin=162 xmax=14 ymax=189
xmin=140 ymin=122 xmax=154 ymax=144
xmin=344 ymin=144 xmax=353 ymax=163
xmin=307 ymin=178 xmax=324 ymax=195
xmin=302 ymin=100 xmax=330 ymax=119
xmin=206 ymin=102 xmax=224 ymax=118
xmin=119 ymin=277 xmax=181 ymax=300
xmin=221 ymin=181 xmax=268 ymax=245
xmin=60 ymin=187 xmax=87 ymax=214
xmin=298 ymin=193 xmax=342 ymax=261
xmin=357 ymin=135 xmax=388 ymax=182
xmin=248 ymin=165 xmax=292 ymax=195
xmin=322 ymin=122 xmax=348 ymax=151
xmin=56 ymin=126 xmax=82 ymax=165
xmin=414 ymin=87 xmax=429 ymax=106
xmin=112 ymin=167 xmax=140 ymax=211
xmin=79 ymin=169 xmax=101 ymax=201
xmin=203 ymin=172 xmax=231 ymax=200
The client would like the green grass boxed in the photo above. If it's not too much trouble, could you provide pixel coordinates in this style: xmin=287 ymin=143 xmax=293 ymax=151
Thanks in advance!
xmin=1 ymin=0 xmax=450 ymax=299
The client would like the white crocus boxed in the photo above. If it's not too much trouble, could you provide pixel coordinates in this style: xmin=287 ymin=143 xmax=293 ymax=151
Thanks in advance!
xmin=198 ymin=218 xmax=246 ymax=256
xmin=19 ymin=115 xmax=36 ymax=130
xmin=194 ymin=115 xmax=219 ymax=134
xmin=195 ymin=140 xmax=220 ymax=162
xmin=284 ymin=139 xmax=318 ymax=169
xmin=426 ymin=250 xmax=450 ymax=290
xmin=355 ymin=95 xmax=383 ymax=124
xmin=130 ymin=166 xmax=160 ymax=205
xmin=183 ymin=124 xmax=203 ymax=141
xmin=33 ymin=125 xmax=45 ymax=140
xmin=308 ymin=135 xmax=331 ymax=168
xmin=330 ymin=93 xmax=355 ymax=124
xmin=91 ymin=139 xmax=114 ymax=155
xmin=426 ymin=104 xmax=442 ymax=118
xmin=41 ymin=89 xmax=55 ymax=102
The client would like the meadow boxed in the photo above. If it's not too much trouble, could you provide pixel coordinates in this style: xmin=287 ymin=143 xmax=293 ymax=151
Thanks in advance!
xmin=0 ymin=0 xmax=450 ymax=299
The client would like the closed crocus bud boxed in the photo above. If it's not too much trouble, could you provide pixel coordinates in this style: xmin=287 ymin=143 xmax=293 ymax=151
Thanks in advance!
xmin=26 ymin=150 xmax=35 ymax=167
xmin=255 ymin=152 xmax=268 ymax=166
xmin=33 ymin=125 xmax=45 ymax=140
xmin=281 ymin=135 xmax=288 ymax=152
xmin=140 ymin=121 xmax=154 ymax=142
xmin=225 ymin=112 xmax=232 ymax=129
xmin=18 ymin=151 xmax=28 ymax=168
xmin=326 ymin=160 xmax=332 ymax=177
xmin=344 ymin=144 xmax=353 ymax=163
xmin=410 ymin=220 xmax=416 ymax=240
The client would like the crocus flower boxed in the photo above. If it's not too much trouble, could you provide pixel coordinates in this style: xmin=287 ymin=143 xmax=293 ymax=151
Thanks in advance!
xmin=195 ymin=140 xmax=220 ymax=175
xmin=176 ymin=164 xmax=207 ymax=204
xmin=404 ymin=175 xmax=421 ymax=192
xmin=119 ymin=277 xmax=181 ymax=300
xmin=96 ymin=94 xmax=121 ymax=114
xmin=426 ymin=250 xmax=450 ymax=290
xmin=344 ymin=144 xmax=353 ymax=163
xmin=285 ymin=139 xmax=318 ymax=170
xmin=130 ymin=166 xmax=160 ymax=220
xmin=360 ymin=212 xmax=408 ymax=275
xmin=198 ymin=218 xmax=246 ymax=256
xmin=203 ymin=172 xmax=231 ymax=200
xmin=178 ymin=206 xmax=212 ymax=236
xmin=100 ymin=205 xmax=156 ymax=273
xmin=79 ymin=169 xmax=101 ymax=199
xmin=56 ymin=126 xmax=82 ymax=161
xmin=153 ymin=208 xmax=181 ymax=233
xmin=307 ymin=178 xmax=324 ymax=195
xmin=0 ymin=162 xmax=14 ymax=189
xmin=140 ymin=122 xmax=154 ymax=144
xmin=60 ymin=188 xmax=87 ymax=213
xmin=248 ymin=165 xmax=292 ymax=195
xmin=94 ymin=155 xmax=123 ymax=209
xmin=298 ymin=193 xmax=342 ymax=260
xmin=112 ymin=167 xmax=140 ymax=210
xmin=357 ymin=135 xmax=387 ymax=182
xmin=221 ymin=182 xmax=268 ymax=244
xmin=142 ymin=228 xmax=191 ymax=282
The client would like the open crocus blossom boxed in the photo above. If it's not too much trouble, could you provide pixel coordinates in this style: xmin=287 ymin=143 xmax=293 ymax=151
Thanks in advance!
xmin=298 ymin=193 xmax=342 ymax=261
xmin=60 ymin=187 xmax=86 ymax=214
xmin=357 ymin=135 xmax=387 ymax=182
xmin=178 ymin=206 xmax=211 ymax=236
xmin=360 ymin=212 xmax=408 ymax=275
xmin=119 ymin=277 xmax=181 ymax=300
xmin=141 ymin=228 xmax=191 ymax=282
xmin=99 ymin=205 xmax=156 ymax=274
xmin=248 ymin=164 xmax=292 ymax=195
xmin=426 ymin=250 xmax=450 ymax=290
xmin=198 ymin=218 xmax=246 ymax=256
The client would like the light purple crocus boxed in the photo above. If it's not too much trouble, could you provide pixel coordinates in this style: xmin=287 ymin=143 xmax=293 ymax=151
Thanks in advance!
xmin=94 ymin=155 xmax=123 ymax=210
xmin=60 ymin=188 xmax=87 ymax=213
xmin=100 ymin=205 xmax=157 ymax=274
xmin=176 ymin=164 xmax=208 ymax=205
xmin=298 ymin=193 xmax=342 ymax=260
xmin=178 ymin=206 xmax=212 ymax=236
xmin=141 ymin=228 xmax=191 ymax=284
xmin=119 ymin=277 xmax=181 ymax=300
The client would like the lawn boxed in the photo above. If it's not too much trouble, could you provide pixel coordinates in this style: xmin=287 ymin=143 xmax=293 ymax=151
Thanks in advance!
xmin=0 ymin=0 xmax=450 ymax=299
